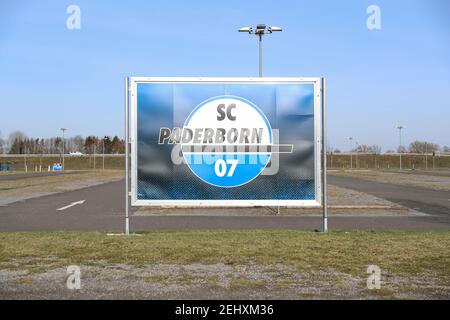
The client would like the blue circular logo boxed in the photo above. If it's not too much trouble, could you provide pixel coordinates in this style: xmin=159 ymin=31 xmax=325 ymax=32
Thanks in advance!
xmin=182 ymin=95 xmax=273 ymax=188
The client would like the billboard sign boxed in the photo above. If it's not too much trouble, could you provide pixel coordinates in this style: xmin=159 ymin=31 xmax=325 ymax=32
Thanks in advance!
xmin=129 ymin=77 xmax=323 ymax=206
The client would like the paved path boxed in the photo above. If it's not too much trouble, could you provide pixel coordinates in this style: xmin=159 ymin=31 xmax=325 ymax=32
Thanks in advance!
xmin=328 ymin=175 xmax=450 ymax=216
xmin=0 ymin=176 xmax=449 ymax=232
xmin=382 ymin=169 xmax=450 ymax=178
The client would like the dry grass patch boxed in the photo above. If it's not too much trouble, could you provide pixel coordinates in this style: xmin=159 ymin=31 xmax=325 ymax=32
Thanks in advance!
xmin=0 ymin=230 xmax=448 ymax=278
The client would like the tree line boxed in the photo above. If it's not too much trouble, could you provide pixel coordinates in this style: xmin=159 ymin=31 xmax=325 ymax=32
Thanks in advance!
xmin=330 ymin=141 xmax=449 ymax=154
xmin=0 ymin=131 xmax=448 ymax=155
xmin=0 ymin=131 xmax=125 ymax=154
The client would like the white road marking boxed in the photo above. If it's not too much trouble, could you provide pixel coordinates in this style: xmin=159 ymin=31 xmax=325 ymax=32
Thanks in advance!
xmin=57 ymin=200 xmax=86 ymax=211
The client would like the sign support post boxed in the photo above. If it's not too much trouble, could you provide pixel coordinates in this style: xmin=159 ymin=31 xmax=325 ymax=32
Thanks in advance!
xmin=321 ymin=77 xmax=328 ymax=232
xmin=125 ymin=77 xmax=130 ymax=235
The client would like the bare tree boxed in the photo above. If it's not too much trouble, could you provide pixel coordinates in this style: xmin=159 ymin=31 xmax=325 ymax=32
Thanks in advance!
xmin=8 ymin=131 xmax=26 ymax=147
xmin=0 ymin=130 xmax=5 ymax=154
xmin=354 ymin=144 xmax=382 ymax=154
xmin=408 ymin=141 xmax=439 ymax=154
xmin=397 ymin=146 xmax=407 ymax=153
xmin=72 ymin=135 xmax=84 ymax=153
xmin=0 ymin=138 xmax=5 ymax=154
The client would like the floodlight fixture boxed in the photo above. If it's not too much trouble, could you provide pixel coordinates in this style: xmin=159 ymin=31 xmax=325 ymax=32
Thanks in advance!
xmin=255 ymin=24 xmax=266 ymax=34
xmin=268 ymin=26 xmax=282 ymax=33
xmin=238 ymin=23 xmax=283 ymax=77
xmin=238 ymin=27 xmax=252 ymax=33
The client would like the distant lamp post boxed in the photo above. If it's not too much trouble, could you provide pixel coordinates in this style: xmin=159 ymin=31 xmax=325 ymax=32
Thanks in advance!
xmin=24 ymin=146 xmax=28 ymax=172
xmin=397 ymin=125 xmax=405 ymax=170
xmin=60 ymin=128 xmax=68 ymax=170
xmin=348 ymin=137 xmax=354 ymax=169
xmin=355 ymin=140 xmax=360 ymax=169
xmin=93 ymin=143 xmax=96 ymax=170
xmin=102 ymin=137 xmax=106 ymax=171
xmin=239 ymin=24 xmax=282 ymax=77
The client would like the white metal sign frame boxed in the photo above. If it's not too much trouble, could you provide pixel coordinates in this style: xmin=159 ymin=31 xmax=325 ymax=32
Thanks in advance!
xmin=124 ymin=77 xmax=327 ymax=232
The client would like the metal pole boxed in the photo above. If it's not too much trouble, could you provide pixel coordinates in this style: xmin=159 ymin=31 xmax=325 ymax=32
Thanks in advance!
xmin=321 ymin=78 xmax=328 ymax=232
xmin=125 ymin=77 xmax=130 ymax=235
xmin=62 ymin=129 xmax=65 ymax=170
xmin=425 ymin=142 xmax=428 ymax=170
xmin=258 ymin=34 xmax=262 ymax=77
xmin=350 ymin=152 xmax=352 ymax=169
xmin=102 ymin=138 xmax=105 ymax=170
xmin=399 ymin=127 xmax=402 ymax=170
xmin=257 ymin=32 xmax=276 ymax=213
xmin=24 ymin=147 xmax=27 ymax=172
xmin=349 ymin=138 xmax=353 ymax=169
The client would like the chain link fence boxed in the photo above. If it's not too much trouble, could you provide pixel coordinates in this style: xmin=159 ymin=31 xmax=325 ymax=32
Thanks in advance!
xmin=0 ymin=154 xmax=125 ymax=172
xmin=328 ymin=153 xmax=450 ymax=170
xmin=1 ymin=153 xmax=449 ymax=172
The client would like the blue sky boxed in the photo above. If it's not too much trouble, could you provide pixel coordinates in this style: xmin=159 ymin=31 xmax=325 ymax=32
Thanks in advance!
xmin=0 ymin=0 xmax=449 ymax=151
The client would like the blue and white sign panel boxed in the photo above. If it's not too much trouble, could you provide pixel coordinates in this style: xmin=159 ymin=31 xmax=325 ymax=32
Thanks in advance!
xmin=130 ymin=77 xmax=323 ymax=206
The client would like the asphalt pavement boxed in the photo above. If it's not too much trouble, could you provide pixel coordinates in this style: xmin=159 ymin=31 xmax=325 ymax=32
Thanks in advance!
xmin=0 ymin=175 xmax=449 ymax=232
xmin=328 ymin=175 xmax=450 ymax=216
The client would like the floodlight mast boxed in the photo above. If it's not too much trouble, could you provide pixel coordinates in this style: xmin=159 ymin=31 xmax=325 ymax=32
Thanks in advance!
xmin=60 ymin=128 xmax=67 ymax=170
xmin=238 ymin=24 xmax=282 ymax=77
